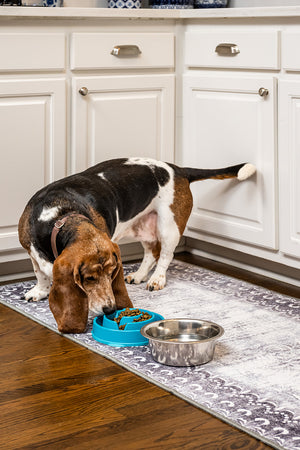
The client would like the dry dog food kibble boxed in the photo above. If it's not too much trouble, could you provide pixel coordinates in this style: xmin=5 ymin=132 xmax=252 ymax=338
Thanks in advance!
xmin=114 ymin=308 xmax=151 ymax=330
xmin=134 ymin=312 xmax=151 ymax=322
xmin=114 ymin=308 xmax=141 ymax=325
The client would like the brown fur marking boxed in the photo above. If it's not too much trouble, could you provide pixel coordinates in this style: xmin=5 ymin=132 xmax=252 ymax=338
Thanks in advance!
xmin=170 ymin=177 xmax=193 ymax=235
xmin=111 ymin=243 xmax=133 ymax=310
xmin=88 ymin=206 xmax=110 ymax=235
xmin=211 ymin=173 xmax=237 ymax=180
xmin=18 ymin=204 xmax=32 ymax=251
xmin=150 ymin=240 xmax=161 ymax=261
xmin=49 ymin=255 xmax=89 ymax=333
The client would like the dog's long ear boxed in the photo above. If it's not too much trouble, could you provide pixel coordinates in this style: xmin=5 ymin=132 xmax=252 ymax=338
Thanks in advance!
xmin=49 ymin=255 xmax=88 ymax=334
xmin=112 ymin=244 xmax=133 ymax=309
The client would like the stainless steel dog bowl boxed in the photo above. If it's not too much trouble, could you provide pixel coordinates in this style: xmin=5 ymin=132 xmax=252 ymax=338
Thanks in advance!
xmin=141 ymin=319 xmax=224 ymax=367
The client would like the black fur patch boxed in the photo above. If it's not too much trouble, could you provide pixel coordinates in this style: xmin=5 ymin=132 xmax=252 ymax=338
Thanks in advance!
xmin=26 ymin=158 xmax=173 ymax=261
xmin=153 ymin=165 xmax=170 ymax=186
xmin=84 ymin=159 xmax=172 ymax=223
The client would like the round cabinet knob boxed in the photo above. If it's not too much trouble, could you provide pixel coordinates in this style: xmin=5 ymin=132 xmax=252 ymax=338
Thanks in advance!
xmin=258 ymin=87 xmax=269 ymax=97
xmin=79 ymin=87 xmax=89 ymax=96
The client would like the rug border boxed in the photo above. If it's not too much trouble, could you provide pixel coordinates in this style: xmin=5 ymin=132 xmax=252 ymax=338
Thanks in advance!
xmin=0 ymin=296 xmax=283 ymax=450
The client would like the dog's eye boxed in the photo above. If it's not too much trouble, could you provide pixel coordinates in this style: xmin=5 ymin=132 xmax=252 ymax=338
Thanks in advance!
xmin=86 ymin=276 xmax=96 ymax=282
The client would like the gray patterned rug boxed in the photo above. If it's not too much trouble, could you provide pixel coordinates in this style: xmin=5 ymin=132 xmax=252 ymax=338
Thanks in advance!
xmin=0 ymin=260 xmax=299 ymax=450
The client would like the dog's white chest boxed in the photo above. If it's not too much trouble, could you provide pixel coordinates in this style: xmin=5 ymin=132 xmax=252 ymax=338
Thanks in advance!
xmin=112 ymin=207 xmax=158 ymax=244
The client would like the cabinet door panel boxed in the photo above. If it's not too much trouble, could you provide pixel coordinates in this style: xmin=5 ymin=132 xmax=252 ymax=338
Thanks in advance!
xmin=182 ymin=75 xmax=276 ymax=249
xmin=0 ymin=79 xmax=66 ymax=252
xmin=279 ymin=81 xmax=300 ymax=258
xmin=72 ymin=75 xmax=174 ymax=172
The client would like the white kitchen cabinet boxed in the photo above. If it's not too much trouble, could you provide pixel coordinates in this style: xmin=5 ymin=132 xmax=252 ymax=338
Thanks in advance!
xmin=179 ymin=22 xmax=300 ymax=279
xmin=182 ymin=29 xmax=279 ymax=254
xmin=278 ymin=80 xmax=300 ymax=259
xmin=71 ymin=74 xmax=175 ymax=173
xmin=182 ymin=74 xmax=277 ymax=249
xmin=0 ymin=78 xmax=66 ymax=253
xmin=70 ymin=31 xmax=175 ymax=172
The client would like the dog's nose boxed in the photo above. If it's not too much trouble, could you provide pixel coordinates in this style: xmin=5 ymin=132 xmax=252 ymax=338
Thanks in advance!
xmin=103 ymin=306 xmax=117 ymax=316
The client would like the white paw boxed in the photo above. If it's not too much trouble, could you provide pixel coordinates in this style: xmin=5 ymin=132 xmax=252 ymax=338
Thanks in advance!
xmin=25 ymin=285 xmax=50 ymax=302
xmin=146 ymin=273 xmax=166 ymax=291
xmin=125 ymin=272 xmax=147 ymax=285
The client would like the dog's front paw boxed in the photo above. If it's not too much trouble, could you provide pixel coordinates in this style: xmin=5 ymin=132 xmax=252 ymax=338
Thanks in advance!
xmin=146 ymin=274 xmax=166 ymax=291
xmin=125 ymin=272 xmax=147 ymax=285
xmin=25 ymin=285 xmax=49 ymax=302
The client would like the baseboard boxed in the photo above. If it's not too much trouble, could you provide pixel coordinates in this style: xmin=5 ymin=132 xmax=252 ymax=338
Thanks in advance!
xmin=0 ymin=258 xmax=34 ymax=284
xmin=185 ymin=237 xmax=300 ymax=289
xmin=120 ymin=238 xmax=186 ymax=261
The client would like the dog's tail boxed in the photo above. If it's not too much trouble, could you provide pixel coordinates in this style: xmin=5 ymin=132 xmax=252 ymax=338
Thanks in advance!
xmin=183 ymin=163 xmax=256 ymax=183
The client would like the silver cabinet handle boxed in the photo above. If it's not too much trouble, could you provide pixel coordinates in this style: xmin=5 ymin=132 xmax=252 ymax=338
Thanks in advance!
xmin=215 ymin=43 xmax=240 ymax=56
xmin=258 ymin=87 xmax=269 ymax=97
xmin=79 ymin=87 xmax=89 ymax=96
xmin=111 ymin=45 xmax=142 ymax=57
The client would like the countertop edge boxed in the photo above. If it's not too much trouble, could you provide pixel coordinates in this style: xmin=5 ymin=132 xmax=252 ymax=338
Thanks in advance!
xmin=1 ymin=5 xmax=300 ymax=20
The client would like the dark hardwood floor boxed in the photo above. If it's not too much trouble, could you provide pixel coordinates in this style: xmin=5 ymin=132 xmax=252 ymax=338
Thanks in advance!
xmin=2 ymin=252 xmax=298 ymax=449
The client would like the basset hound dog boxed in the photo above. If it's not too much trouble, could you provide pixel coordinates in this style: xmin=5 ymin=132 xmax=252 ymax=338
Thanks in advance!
xmin=18 ymin=157 xmax=256 ymax=334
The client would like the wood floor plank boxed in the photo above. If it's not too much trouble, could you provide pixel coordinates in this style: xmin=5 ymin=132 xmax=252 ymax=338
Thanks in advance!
xmin=0 ymin=252 xmax=284 ymax=449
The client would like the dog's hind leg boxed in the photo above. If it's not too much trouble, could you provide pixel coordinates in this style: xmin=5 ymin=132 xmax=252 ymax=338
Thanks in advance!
xmin=25 ymin=252 xmax=52 ymax=302
xmin=146 ymin=217 xmax=179 ymax=291
xmin=125 ymin=241 xmax=161 ymax=285
xmin=146 ymin=177 xmax=193 ymax=291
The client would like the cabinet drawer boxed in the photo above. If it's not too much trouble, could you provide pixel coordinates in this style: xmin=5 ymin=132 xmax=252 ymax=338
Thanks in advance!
xmin=71 ymin=33 xmax=174 ymax=70
xmin=185 ymin=31 xmax=279 ymax=70
xmin=0 ymin=33 xmax=65 ymax=71
xmin=282 ymin=31 xmax=300 ymax=71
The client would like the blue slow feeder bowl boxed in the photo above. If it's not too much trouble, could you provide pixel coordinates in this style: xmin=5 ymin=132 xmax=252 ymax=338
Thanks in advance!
xmin=92 ymin=308 xmax=164 ymax=347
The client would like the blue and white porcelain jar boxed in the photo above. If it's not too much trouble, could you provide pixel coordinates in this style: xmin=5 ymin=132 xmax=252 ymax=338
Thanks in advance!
xmin=194 ymin=0 xmax=227 ymax=7
xmin=151 ymin=0 xmax=193 ymax=8
xmin=43 ymin=0 xmax=63 ymax=5
xmin=108 ymin=0 xmax=141 ymax=7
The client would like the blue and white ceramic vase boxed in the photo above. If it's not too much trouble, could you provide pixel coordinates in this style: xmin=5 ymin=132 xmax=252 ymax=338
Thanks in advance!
xmin=108 ymin=0 xmax=141 ymax=8
xmin=43 ymin=0 xmax=63 ymax=5
xmin=151 ymin=0 xmax=194 ymax=9
xmin=151 ymin=0 xmax=193 ymax=8
xmin=194 ymin=0 xmax=227 ymax=7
